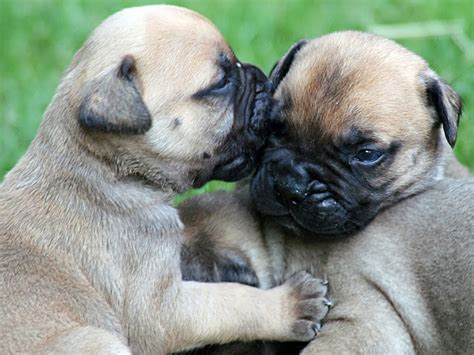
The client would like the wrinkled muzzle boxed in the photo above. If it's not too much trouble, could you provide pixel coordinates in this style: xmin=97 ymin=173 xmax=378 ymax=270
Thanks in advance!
xmin=209 ymin=63 xmax=275 ymax=182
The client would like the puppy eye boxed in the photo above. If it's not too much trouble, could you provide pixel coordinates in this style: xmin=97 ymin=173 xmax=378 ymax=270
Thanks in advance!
xmin=354 ymin=149 xmax=383 ymax=164
xmin=193 ymin=72 xmax=236 ymax=100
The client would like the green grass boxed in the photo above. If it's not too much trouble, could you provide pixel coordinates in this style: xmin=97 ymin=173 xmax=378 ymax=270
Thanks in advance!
xmin=1 ymin=0 xmax=473 ymax=200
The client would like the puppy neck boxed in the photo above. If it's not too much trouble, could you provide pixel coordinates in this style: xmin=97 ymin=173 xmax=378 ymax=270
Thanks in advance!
xmin=0 ymin=114 xmax=184 ymax=259
xmin=1 ymin=101 xmax=177 ymax=212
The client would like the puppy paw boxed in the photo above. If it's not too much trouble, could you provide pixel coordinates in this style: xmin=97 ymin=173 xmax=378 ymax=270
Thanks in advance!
xmin=278 ymin=271 xmax=331 ymax=341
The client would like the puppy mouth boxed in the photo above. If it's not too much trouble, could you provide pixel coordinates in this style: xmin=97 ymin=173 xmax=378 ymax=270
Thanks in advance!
xmin=207 ymin=63 xmax=274 ymax=182
xmin=273 ymin=215 xmax=357 ymax=239
xmin=256 ymin=192 xmax=363 ymax=238
xmin=250 ymin=159 xmax=369 ymax=239
xmin=253 ymin=191 xmax=357 ymax=238
xmin=210 ymin=154 xmax=255 ymax=182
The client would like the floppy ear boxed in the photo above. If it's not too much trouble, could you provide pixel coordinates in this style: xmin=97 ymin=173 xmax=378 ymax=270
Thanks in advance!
xmin=79 ymin=55 xmax=152 ymax=134
xmin=422 ymin=70 xmax=462 ymax=147
xmin=269 ymin=39 xmax=307 ymax=92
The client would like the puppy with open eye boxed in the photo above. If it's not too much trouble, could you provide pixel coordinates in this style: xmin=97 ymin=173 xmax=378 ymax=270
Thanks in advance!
xmin=0 ymin=6 xmax=330 ymax=354
xmin=180 ymin=32 xmax=473 ymax=354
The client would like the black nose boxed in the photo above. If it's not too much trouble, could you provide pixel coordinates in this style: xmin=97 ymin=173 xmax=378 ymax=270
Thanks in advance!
xmin=273 ymin=162 xmax=310 ymax=205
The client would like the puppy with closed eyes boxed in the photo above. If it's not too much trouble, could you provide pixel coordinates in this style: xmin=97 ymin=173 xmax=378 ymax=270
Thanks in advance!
xmin=180 ymin=32 xmax=473 ymax=354
xmin=0 ymin=6 xmax=330 ymax=354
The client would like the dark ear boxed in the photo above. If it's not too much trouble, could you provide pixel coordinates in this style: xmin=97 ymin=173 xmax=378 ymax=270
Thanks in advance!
xmin=422 ymin=70 xmax=462 ymax=147
xmin=79 ymin=55 xmax=152 ymax=134
xmin=269 ymin=39 xmax=308 ymax=92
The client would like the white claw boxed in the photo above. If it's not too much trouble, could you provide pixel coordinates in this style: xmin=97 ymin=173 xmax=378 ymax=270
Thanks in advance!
xmin=323 ymin=299 xmax=333 ymax=308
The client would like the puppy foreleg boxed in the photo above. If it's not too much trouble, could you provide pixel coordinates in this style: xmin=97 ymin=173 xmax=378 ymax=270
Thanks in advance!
xmin=169 ymin=272 xmax=330 ymax=353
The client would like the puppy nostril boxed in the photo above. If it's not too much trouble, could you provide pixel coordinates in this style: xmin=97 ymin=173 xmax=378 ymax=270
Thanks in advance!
xmin=272 ymin=162 xmax=311 ymax=205
xmin=275 ymin=182 xmax=309 ymax=206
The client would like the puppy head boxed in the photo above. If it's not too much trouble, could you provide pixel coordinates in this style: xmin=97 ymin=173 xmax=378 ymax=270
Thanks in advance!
xmin=251 ymin=31 xmax=462 ymax=238
xmin=54 ymin=5 xmax=271 ymax=193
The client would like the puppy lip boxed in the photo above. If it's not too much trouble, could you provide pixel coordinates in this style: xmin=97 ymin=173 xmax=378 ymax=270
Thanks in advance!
xmin=251 ymin=178 xmax=361 ymax=237
xmin=209 ymin=154 xmax=253 ymax=182
xmin=281 ymin=213 xmax=358 ymax=238
xmin=256 ymin=203 xmax=289 ymax=217
xmin=259 ymin=193 xmax=362 ymax=237
xmin=292 ymin=206 xmax=364 ymax=236
xmin=192 ymin=172 xmax=211 ymax=189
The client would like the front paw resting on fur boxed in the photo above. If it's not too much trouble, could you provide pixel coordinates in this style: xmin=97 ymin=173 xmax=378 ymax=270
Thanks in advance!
xmin=273 ymin=271 xmax=331 ymax=341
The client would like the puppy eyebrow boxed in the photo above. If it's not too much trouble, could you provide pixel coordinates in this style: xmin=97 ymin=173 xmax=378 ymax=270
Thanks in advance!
xmin=342 ymin=127 xmax=378 ymax=146
xmin=339 ymin=127 xmax=402 ymax=156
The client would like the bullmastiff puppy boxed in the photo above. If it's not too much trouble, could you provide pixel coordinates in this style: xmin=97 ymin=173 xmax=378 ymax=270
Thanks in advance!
xmin=180 ymin=32 xmax=473 ymax=353
xmin=0 ymin=6 xmax=330 ymax=354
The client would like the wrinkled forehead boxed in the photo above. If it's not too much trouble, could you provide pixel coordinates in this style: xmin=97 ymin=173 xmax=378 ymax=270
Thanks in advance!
xmin=275 ymin=35 xmax=429 ymax=146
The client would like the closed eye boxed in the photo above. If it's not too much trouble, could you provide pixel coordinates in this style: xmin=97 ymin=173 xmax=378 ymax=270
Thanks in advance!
xmin=208 ymin=75 xmax=233 ymax=93
xmin=193 ymin=52 xmax=238 ymax=100
xmin=193 ymin=71 xmax=236 ymax=99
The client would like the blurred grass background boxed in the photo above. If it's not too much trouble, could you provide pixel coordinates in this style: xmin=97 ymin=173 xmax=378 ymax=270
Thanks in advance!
xmin=1 ymin=0 xmax=473 ymax=201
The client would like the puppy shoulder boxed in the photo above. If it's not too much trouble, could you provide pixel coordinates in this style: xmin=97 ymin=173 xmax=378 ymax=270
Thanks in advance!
xmin=427 ymin=178 xmax=474 ymax=210
xmin=392 ymin=178 xmax=474 ymax=248
xmin=439 ymin=140 xmax=471 ymax=179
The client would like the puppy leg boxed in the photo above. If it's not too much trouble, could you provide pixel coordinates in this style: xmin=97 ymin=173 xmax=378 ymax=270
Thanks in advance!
xmin=179 ymin=244 xmax=284 ymax=355
xmin=169 ymin=272 xmax=330 ymax=353
xmin=37 ymin=326 xmax=131 ymax=355
xmin=178 ymin=191 xmax=297 ymax=354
